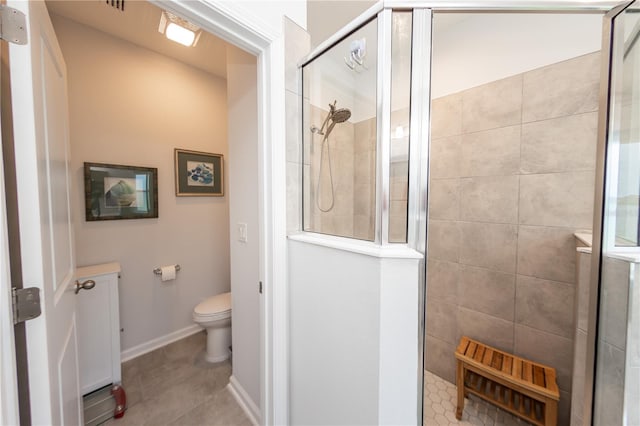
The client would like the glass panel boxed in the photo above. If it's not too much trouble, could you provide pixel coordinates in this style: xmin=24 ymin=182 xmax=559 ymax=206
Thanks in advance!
xmin=594 ymin=5 xmax=640 ymax=425
xmin=614 ymin=9 xmax=640 ymax=247
xmin=302 ymin=18 xmax=378 ymax=241
xmin=388 ymin=12 xmax=413 ymax=243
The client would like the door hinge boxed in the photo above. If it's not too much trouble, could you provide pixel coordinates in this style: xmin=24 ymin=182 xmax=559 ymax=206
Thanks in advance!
xmin=0 ymin=5 xmax=28 ymax=45
xmin=12 ymin=287 xmax=41 ymax=325
xmin=259 ymin=281 xmax=263 ymax=294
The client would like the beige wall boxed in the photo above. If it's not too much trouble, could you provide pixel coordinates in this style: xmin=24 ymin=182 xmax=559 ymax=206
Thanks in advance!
xmin=425 ymin=52 xmax=600 ymax=425
xmin=226 ymin=45 xmax=260 ymax=409
xmin=306 ymin=0 xmax=375 ymax=48
xmin=52 ymin=15 xmax=230 ymax=353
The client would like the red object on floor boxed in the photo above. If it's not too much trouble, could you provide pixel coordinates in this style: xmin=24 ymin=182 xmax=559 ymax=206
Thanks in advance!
xmin=111 ymin=384 xmax=127 ymax=419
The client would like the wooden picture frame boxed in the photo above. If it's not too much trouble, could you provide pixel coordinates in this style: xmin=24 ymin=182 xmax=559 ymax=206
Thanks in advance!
xmin=84 ymin=162 xmax=158 ymax=221
xmin=174 ymin=149 xmax=224 ymax=197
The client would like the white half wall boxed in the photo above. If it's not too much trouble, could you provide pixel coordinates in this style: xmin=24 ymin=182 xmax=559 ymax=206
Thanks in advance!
xmin=51 ymin=15 xmax=231 ymax=353
xmin=289 ymin=235 xmax=422 ymax=425
xmin=226 ymin=46 xmax=261 ymax=411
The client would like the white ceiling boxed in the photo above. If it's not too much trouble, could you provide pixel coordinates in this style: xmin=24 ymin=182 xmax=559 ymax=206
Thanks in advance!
xmin=45 ymin=0 xmax=230 ymax=79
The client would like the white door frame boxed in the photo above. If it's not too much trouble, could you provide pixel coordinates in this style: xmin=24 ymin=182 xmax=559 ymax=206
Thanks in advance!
xmin=0 ymin=1 xmax=288 ymax=424
xmin=150 ymin=1 xmax=288 ymax=425
xmin=0 ymin=104 xmax=20 ymax=426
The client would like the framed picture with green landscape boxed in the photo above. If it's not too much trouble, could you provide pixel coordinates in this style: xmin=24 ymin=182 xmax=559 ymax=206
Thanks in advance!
xmin=174 ymin=149 xmax=224 ymax=197
xmin=84 ymin=162 xmax=158 ymax=221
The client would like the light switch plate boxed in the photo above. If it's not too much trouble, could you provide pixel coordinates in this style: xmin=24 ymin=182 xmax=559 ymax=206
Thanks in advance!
xmin=238 ymin=223 xmax=248 ymax=242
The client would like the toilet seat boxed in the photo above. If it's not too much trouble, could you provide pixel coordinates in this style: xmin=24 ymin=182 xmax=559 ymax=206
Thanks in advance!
xmin=193 ymin=292 xmax=231 ymax=322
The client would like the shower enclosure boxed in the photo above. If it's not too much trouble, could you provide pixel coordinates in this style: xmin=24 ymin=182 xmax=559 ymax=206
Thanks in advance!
xmin=302 ymin=10 xmax=414 ymax=243
xmin=290 ymin=2 xmax=640 ymax=425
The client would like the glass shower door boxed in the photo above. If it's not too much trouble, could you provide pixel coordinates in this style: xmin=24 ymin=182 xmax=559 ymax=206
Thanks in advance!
xmin=593 ymin=2 xmax=640 ymax=425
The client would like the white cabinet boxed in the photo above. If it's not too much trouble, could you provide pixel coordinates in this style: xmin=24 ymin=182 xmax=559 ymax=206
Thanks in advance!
xmin=76 ymin=262 xmax=122 ymax=395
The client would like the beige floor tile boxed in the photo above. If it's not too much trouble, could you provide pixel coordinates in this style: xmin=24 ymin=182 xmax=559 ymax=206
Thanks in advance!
xmin=106 ymin=332 xmax=250 ymax=426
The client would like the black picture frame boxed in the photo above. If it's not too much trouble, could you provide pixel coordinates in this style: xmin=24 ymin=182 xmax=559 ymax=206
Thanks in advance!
xmin=84 ymin=162 xmax=158 ymax=221
xmin=174 ymin=149 xmax=224 ymax=197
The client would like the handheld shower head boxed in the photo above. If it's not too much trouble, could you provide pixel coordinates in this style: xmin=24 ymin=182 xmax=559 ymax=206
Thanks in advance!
xmin=311 ymin=101 xmax=352 ymax=137
xmin=330 ymin=108 xmax=351 ymax=124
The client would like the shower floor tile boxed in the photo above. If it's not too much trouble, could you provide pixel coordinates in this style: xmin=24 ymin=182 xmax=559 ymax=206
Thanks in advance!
xmin=105 ymin=331 xmax=251 ymax=426
xmin=424 ymin=370 xmax=531 ymax=426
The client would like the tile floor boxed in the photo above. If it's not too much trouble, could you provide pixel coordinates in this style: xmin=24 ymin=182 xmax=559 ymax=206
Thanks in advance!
xmin=424 ymin=370 xmax=530 ymax=426
xmin=106 ymin=331 xmax=251 ymax=426
xmin=106 ymin=332 xmax=531 ymax=426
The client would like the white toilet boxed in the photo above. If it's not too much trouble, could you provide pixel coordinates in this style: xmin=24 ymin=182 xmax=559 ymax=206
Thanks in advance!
xmin=192 ymin=292 xmax=232 ymax=363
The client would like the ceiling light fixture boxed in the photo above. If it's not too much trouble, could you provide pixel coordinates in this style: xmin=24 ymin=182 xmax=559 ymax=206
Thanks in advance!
xmin=158 ymin=11 xmax=201 ymax=47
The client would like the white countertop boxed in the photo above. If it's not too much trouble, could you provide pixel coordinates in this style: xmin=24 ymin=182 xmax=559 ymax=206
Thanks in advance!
xmin=76 ymin=262 xmax=121 ymax=279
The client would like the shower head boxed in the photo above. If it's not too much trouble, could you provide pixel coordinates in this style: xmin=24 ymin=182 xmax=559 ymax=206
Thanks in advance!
xmin=330 ymin=108 xmax=351 ymax=124
xmin=311 ymin=101 xmax=352 ymax=137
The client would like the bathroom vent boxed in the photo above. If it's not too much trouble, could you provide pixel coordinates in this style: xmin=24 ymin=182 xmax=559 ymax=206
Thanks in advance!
xmin=104 ymin=0 xmax=125 ymax=12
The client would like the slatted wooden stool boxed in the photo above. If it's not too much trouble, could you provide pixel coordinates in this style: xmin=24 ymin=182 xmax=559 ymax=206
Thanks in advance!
xmin=455 ymin=336 xmax=559 ymax=426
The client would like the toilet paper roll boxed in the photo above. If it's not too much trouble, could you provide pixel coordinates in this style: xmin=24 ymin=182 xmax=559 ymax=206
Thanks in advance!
xmin=160 ymin=265 xmax=176 ymax=282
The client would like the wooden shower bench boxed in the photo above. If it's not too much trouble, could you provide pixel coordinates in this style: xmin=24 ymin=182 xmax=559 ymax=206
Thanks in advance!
xmin=455 ymin=336 xmax=559 ymax=426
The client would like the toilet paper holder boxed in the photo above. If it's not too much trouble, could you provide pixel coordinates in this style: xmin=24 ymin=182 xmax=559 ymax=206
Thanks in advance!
xmin=153 ymin=264 xmax=181 ymax=275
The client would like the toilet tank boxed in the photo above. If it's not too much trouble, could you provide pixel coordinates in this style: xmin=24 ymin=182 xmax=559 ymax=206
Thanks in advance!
xmin=75 ymin=262 xmax=122 ymax=395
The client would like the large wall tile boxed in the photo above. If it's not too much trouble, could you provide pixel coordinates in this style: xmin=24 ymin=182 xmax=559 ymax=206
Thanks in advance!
xmin=429 ymin=179 xmax=459 ymax=221
xmin=462 ymin=75 xmax=523 ymax=133
xmin=355 ymin=151 xmax=375 ymax=185
xmin=559 ymin=390 xmax=571 ymax=426
xmin=593 ymin=342 xmax=625 ymax=426
xmin=576 ymin=251 xmax=591 ymax=332
xmin=286 ymin=90 xmax=301 ymax=164
xmin=430 ymin=136 xmax=462 ymax=179
xmin=571 ymin=329 xmax=588 ymax=425
xmin=426 ymin=300 xmax=458 ymax=345
xmin=457 ymin=307 xmax=514 ymax=353
xmin=458 ymin=265 xmax=515 ymax=321
xmin=425 ymin=336 xmax=456 ymax=384
xmin=460 ymin=175 xmax=519 ymax=224
xmin=517 ymin=226 xmax=576 ymax=284
xmin=600 ymin=256 xmax=630 ymax=350
xmin=515 ymin=275 xmax=575 ymax=338
xmin=519 ymin=171 xmax=595 ymax=229
xmin=427 ymin=259 xmax=459 ymax=305
xmin=353 ymin=214 xmax=374 ymax=241
xmin=431 ymin=93 xmax=462 ymax=139
xmin=460 ymin=125 xmax=521 ymax=177
xmin=284 ymin=17 xmax=309 ymax=95
xmin=523 ymin=52 xmax=600 ymax=123
xmin=459 ymin=222 xmax=518 ymax=273
xmin=286 ymin=161 xmax=301 ymax=233
xmin=354 ymin=118 xmax=376 ymax=153
xmin=514 ymin=325 xmax=573 ymax=391
xmin=521 ymin=112 xmax=598 ymax=174
xmin=354 ymin=183 xmax=372 ymax=216
xmin=428 ymin=220 xmax=460 ymax=262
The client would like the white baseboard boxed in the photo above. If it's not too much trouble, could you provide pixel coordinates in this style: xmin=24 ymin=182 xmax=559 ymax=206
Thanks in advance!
xmin=228 ymin=375 xmax=260 ymax=426
xmin=120 ymin=324 xmax=202 ymax=363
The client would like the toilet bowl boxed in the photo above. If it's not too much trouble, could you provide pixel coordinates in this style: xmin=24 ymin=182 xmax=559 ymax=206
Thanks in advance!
xmin=193 ymin=292 xmax=231 ymax=363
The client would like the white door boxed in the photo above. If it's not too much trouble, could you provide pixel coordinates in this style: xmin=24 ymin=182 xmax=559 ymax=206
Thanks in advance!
xmin=8 ymin=1 xmax=80 ymax=424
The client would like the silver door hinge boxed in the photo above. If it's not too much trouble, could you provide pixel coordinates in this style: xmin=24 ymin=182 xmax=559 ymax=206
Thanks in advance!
xmin=0 ymin=5 xmax=27 ymax=45
xmin=12 ymin=287 xmax=41 ymax=325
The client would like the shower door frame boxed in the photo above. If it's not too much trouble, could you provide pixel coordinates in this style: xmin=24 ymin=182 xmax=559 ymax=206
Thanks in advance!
xmin=300 ymin=1 xmax=627 ymax=424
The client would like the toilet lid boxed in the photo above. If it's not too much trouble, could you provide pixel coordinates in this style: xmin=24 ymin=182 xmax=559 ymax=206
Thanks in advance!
xmin=194 ymin=292 xmax=231 ymax=316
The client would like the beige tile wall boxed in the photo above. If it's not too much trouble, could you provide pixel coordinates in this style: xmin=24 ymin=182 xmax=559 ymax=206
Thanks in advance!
xmin=425 ymin=51 xmax=600 ymax=425
xmin=285 ymin=18 xmax=310 ymax=234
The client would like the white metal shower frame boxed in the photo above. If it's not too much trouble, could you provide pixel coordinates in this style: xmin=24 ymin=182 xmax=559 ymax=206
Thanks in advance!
xmin=299 ymin=1 xmax=628 ymax=424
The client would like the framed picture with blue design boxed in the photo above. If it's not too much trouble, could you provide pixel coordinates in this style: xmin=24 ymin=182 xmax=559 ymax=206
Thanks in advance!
xmin=84 ymin=162 xmax=158 ymax=221
xmin=174 ymin=149 xmax=224 ymax=197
